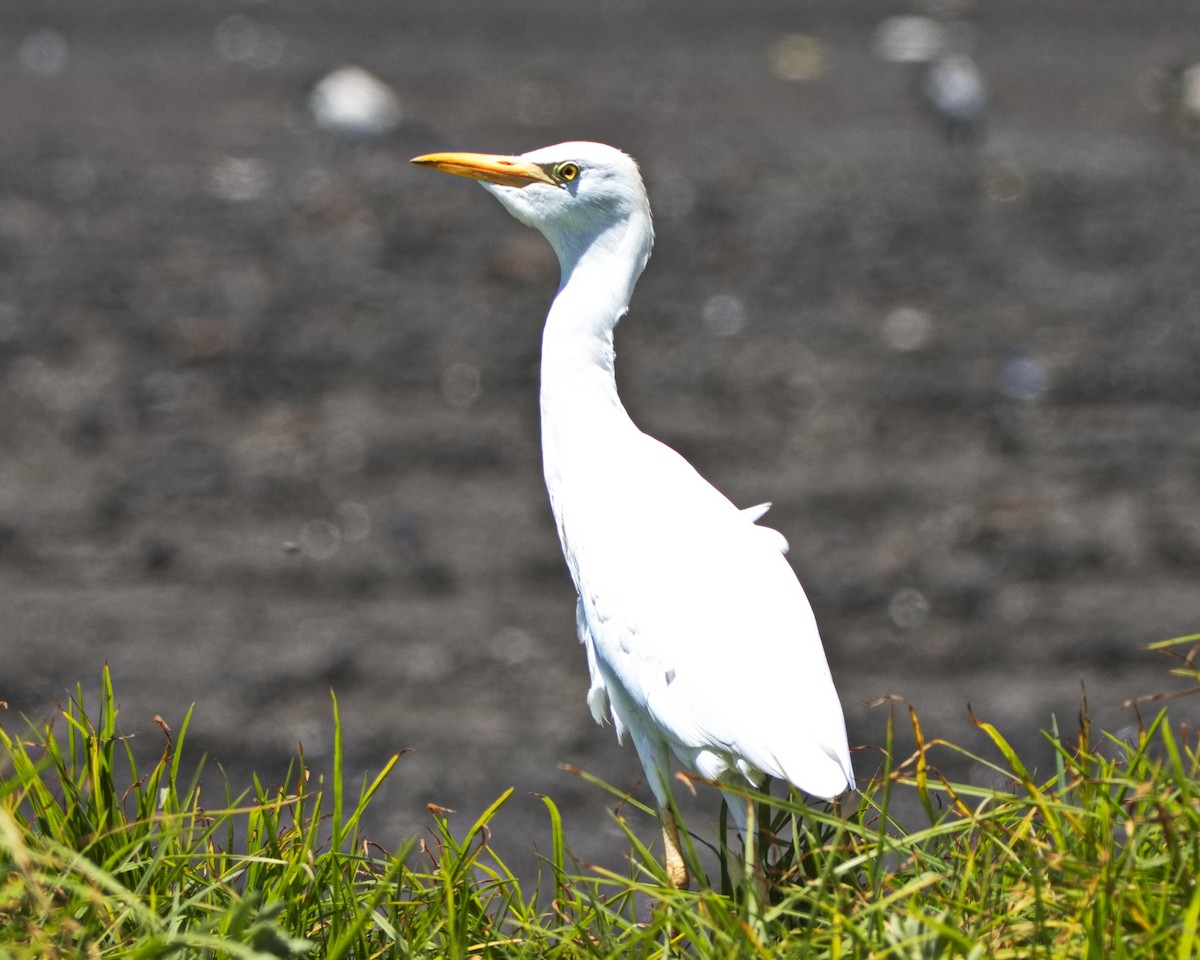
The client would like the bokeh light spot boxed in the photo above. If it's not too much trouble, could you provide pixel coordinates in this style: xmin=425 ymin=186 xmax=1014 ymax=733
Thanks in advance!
xmin=888 ymin=587 xmax=931 ymax=630
xmin=335 ymin=502 xmax=371 ymax=542
xmin=984 ymin=160 xmax=1025 ymax=202
xmin=702 ymin=294 xmax=748 ymax=337
xmin=213 ymin=14 xmax=287 ymax=69
xmin=767 ymin=34 xmax=825 ymax=82
xmin=442 ymin=362 xmax=482 ymax=409
xmin=882 ymin=306 xmax=934 ymax=352
xmin=299 ymin=519 xmax=341 ymax=560
xmin=207 ymin=157 xmax=273 ymax=203
xmin=651 ymin=170 xmax=697 ymax=220
xmin=997 ymin=351 xmax=1049 ymax=402
xmin=18 ymin=30 xmax=69 ymax=77
xmin=322 ymin=429 xmax=367 ymax=475
xmin=494 ymin=625 xmax=538 ymax=666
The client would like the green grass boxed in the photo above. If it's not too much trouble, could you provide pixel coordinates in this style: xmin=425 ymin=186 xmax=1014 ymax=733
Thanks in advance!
xmin=2 ymin=636 xmax=1200 ymax=958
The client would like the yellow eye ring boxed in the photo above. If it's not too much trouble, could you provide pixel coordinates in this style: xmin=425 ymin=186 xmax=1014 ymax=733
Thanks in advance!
xmin=555 ymin=162 xmax=581 ymax=183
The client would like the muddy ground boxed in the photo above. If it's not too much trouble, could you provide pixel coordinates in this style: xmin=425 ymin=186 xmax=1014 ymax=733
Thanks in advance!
xmin=3 ymin=0 xmax=1200 ymax=880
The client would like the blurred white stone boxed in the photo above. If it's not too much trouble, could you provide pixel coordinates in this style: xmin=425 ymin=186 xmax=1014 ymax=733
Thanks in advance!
xmin=872 ymin=16 xmax=947 ymax=64
xmin=882 ymin=306 xmax=933 ymax=352
xmin=701 ymin=294 xmax=748 ymax=337
xmin=309 ymin=66 xmax=402 ymax=140
xmin=18 ymin=30 xmax=69 ymax=77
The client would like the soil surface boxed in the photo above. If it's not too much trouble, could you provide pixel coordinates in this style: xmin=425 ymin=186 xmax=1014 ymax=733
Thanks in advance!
xmin=3 ymin=0 xmax=1200 ymax=879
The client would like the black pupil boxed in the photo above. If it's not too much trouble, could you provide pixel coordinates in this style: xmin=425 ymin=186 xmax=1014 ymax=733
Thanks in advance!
xmin=562 ymin=164 xmax=577 ymax=179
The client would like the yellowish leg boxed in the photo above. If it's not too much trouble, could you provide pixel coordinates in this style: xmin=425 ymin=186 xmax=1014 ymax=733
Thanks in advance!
xmin=659 ymin=804 xmax=689 ymax=890
xmin=742 ymin=796 xmax=767 ymax=934
xmin=742 ymin=794 xmax=756 ymax=875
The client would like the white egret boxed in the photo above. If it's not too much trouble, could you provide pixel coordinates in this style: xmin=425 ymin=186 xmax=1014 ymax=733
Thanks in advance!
xmin=412 ymin=142 xmax=853 ymax=889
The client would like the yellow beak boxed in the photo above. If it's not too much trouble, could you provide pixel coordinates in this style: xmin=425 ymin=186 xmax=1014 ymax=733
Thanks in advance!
xmin=410 ymin=151 xmax=557 ymax=188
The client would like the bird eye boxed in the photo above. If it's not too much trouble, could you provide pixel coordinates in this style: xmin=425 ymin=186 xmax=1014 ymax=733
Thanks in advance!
xmin=554 ymin=162 xmax=581 ymax=183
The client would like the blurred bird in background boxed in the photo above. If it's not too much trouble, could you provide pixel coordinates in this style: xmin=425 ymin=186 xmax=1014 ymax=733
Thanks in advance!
xmin=1159 ymin=60 xmax=1200 ymax=142
xmin=873 ymin=14 xmax=988 ymax=144
xmin=919 ymin=53 xmax=988 ymax=144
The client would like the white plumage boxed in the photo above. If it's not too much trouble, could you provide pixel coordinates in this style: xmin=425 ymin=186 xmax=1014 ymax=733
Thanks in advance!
xmin=412 ymin=142 xmax=853 ymax=888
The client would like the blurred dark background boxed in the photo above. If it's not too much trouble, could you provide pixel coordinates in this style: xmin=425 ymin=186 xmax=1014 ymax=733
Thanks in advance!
xmin=3 ymin=0 xmax=1200 ymax=878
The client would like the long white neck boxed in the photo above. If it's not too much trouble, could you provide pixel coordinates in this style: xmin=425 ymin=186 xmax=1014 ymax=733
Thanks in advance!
xmin=539 ymin=208 xmax=653 ymax=517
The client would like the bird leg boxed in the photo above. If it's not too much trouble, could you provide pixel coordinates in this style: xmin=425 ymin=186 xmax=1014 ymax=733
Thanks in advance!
xmin=741 ymin=793 xmax=757 ymax=879
xmin=659 ymin=804 xmax=689 ymax=890
xmin=739 ymin=794 xmax=771 ymax=937
xmin=725 ymin=789 xmax=768 ymax=902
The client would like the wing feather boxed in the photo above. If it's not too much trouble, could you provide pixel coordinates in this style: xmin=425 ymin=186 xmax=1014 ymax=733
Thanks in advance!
xmin=566 ymin=434 xmax=853 ymax=798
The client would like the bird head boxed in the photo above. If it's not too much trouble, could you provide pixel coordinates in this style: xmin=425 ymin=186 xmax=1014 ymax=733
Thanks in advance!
xmin=412 ymin=141 xmax=653 ymax=275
